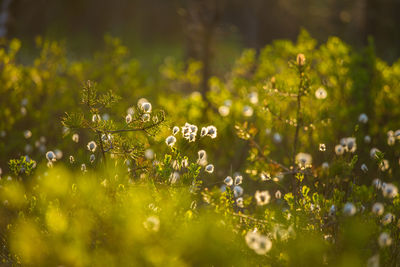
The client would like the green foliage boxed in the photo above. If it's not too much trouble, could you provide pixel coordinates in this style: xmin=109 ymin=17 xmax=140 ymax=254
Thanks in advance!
xmin=1 ymin=31 xmax=400 ymax=265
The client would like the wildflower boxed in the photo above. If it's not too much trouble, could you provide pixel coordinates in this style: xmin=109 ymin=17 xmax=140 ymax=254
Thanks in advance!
xmin=315 ymin=87 xmax=327 ymax=99
xmin=372 ymin=178 xmax=382 ymax=190
xmin=245 ymin=231 xmax=260 ymax=250
xmin=322 ymin=162 xmax=329 ymax=169
xmin=260 ymin=172 xmax=271 ymax=181
xmin=243 ymin=105 xmax=254 ymax=117
xmin=370 ymin=148 xmax=380 ymax=158
xmin=224 ymin=176 xmax=233 ymax=186
xmin=236 ymin=197 xmax=244 ymax=208
xmin=382 ymin=183 xmax=398 ymax=198
xmin=72 ymin=133 xmax=79 ymax=143
xmin=233 ymin=185 xmax=244 ymax=198
xmin=234 ymin=175 xmax=243 ymax=185
xmin=206 ymin=126 xmax=217 ymax=139
xmin=295 ymin=152 xmax=312 ymax=168
xmin=378 ymin=232 xmax=392 ymax=247
xmin=141 ymin=113 xmax=150 ymax=122
xmin=200 ymin=127 xmax=207 ymax=137
xmin=102 ymin=113 xmax=110 ymax=121
xmin=205 ymin=164 xmax=214 ymax=173
xmin=361 ymin=164 xmax=368 ymax=172
xmin=395 ymin=129 xmax=400 ymax=140
xmin=87 ymin=141 xmax=97 ymax=152
xmin=273 ymin=133 xmax=282 ymax=143
xmin=127 ymin=107 xmax=135 ymax=115
xmin=358 ymin=113 xmax=368 ymax=123
xmin=189 ymin=132 xmax=196 ymax=142
xmin=141 ymin=102 xmax=152 ymax=113
xmin=255 ymin=235 xmax=272 ymax=255
xmin=388 ymin=135 xmax=395 ymax=146
xmin=343 ymin=202 xmax=356 ymax=216
xmin=224 ymin=99 xmax=232 ymax=107
xmin=319 ymin=143 xmax=326 ymax=151
xmin=218 ymin=106 xmax=230 ymax=117
xmin=69 ymin=155 xmax=75 ymax=164
xmin=145 ymin=149 xmax=154 ymax=160
xmin=81 ymin=164 xmax=87 ymax=172
xmin=181 ymin=158 xmax=188 ymax=168
xmin=372 ymin=202 xmax=384 ymax=216
xmin=24 ymin=130 xmax=32 ymax=139
xmin=165 ymin=136 xmax=176 ymax=147
xmin=249 ymin=92 xmax=258 ymax=104
xmin=255 ymin=190 xmax=271 ymax=206
xmin=340 ymin=137 xmax=356 ymax=152
xmin=335 ymin=144 xmax=344 ymax=155
xmin=92 ymin=114 xmax=101 ymax=122
xmin=169 ymin=172 xmax=180 ymax=183
xmin=382 ymin=213 xmax=394 ymax=225
xmin=54 ymin=149 xmax=63 ymax=160
xmin=172 ymin=126 xmax=179 ymax=135
xmin=296 ymin=53 xmax=306 ymax=66
xmin=364 ymin=135 xmax=371 ymax=143
xmin=46 ymin=151 xmax=56 ymax=162
xmin=379 ymin=159 xmax=389 ymax=171
xmin=25 ymin=144 xmax=33 ymax=153
xmin=198 ymin=150 xmax=207 ymax=160
xmin=125 ymin=114 xmax=132 ymax=124
xmin=143 ymin=216 xmax=160 ymax=232
xmin=90 ymin=154 xmax=95 ymax=163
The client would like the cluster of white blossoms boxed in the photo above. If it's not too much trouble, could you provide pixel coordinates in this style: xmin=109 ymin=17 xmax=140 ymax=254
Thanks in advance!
xmin=165 ymin=124 xmax=217 ymax=147
xmin=245 ymin=230 xmax=272 ymax=255
xmin=334 ymin=137 xmax=357 ymax=155
xmin=223 ymin=173 xmax=244 ymax=206
xmin=295 ymin=152 xmax=312 ymax=169
xmin=372 ymin=178 xmax=399 ymax=198
xmin=387 ymin=129 xmax=400 ymax=146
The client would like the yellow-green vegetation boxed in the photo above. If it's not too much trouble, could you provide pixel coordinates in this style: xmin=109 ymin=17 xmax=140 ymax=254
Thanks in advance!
xmin=1 ymin=30 xmax=400 ymax=266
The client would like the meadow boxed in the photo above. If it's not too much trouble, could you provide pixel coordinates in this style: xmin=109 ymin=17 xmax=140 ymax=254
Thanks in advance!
xmin=1 ymin=30 xmax=400 ymax=266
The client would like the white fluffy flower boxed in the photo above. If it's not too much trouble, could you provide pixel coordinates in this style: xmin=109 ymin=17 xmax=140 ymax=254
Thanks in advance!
xmin=315 ymin=87 xmax=327 ymax=99
xmin=206 ymin=126 xmax=217 ymax=139
xmin=233 ymin=185 xmax=244 ymax=198
xmin=224 ymin=176 xmax=233 ymax=186
xmin=371 ymin=202 xmax=384 ymax=216
xmin=255 ymin=190 xmax=271 ymax=206
xmin=361 ymin=163 xmax=368 ymax=172
xmin=92 ymin=114 xmax=101 ymax=123
xmin=205 ymin=164 xmax=214 ymax=173
xmin=46 ymin=151 xmax=56 ymax=162
xmin=125 ymin=114 xmax=132 ymax=124
xmin=165 ymin=136 xmax=176 ymax=147
xmin=358 ymin=113 xmax=368 ymax=123
xmin=378 ymin=232 xmax=392 ymax=247
xmin=243 ymin=105 xmax=254 ymax=117
xmin=295 ymin=152 xmax=312 ymax=168
xmin=141 ymin=102 xmax=152 ymax=113
xmin=343 ymin=202 xmax=356 ymax=216
xmin=87 ymin=141 xmax=97 ymax=152
xmin=72 ymin=133 xmax=79 ymax=143
xmin=172 ymin=126 xmax=180 ymax=135
xmin=382 ymin=183 xmax=398 ymax=198
xmin=90 ymin=154 xmax=95 ymax=163
xmin=335 ymin=144 xmax=344 ymax=155
xmin=218 ymin=106 xmax=230 ymax=117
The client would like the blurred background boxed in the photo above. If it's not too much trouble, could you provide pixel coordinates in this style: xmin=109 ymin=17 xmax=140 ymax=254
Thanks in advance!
xmin=1 ymin=0 xmax=400 ymax=66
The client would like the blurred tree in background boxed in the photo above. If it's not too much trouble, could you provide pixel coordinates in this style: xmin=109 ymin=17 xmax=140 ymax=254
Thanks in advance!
xmin=0 ymin=0 xmax=399 ymax=63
